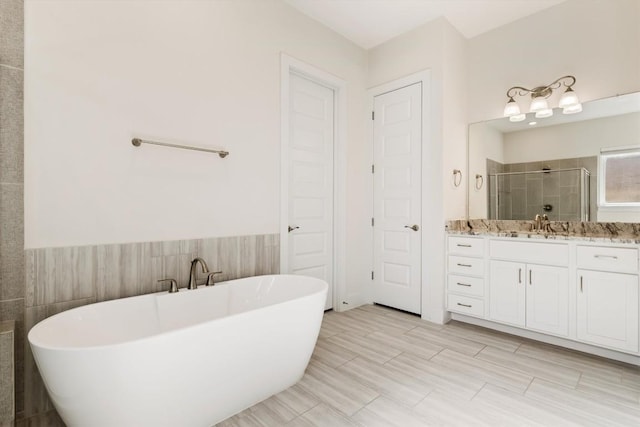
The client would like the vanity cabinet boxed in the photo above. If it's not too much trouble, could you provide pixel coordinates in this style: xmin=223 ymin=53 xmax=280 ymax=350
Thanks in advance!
xmin=446 ymin=234 xmax=640 ymax=362
xmin=576 ymin=245 xmax=639 ymax=353
xmin=489 ymin=260 xmax=568 ymax=336
xmin=446 ymin=236 xmax=485 ymax=317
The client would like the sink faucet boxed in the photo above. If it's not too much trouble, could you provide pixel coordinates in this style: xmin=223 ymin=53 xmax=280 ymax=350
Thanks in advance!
xmin=188 ymin=257 xmax=210 ymax=290
xmin=534 ymin=214 xmax=543 ymax=231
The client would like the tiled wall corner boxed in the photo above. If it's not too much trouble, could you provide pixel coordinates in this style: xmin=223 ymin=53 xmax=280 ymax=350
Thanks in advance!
xmin=0 ymin=321 xmax=15 ymax=423
xmin=0 ymin=0 xmax=24 ymax=420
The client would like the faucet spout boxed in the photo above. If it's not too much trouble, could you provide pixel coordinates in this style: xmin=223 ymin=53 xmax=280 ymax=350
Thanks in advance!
xmin=188 ymin=257 xmax=209 ymax=290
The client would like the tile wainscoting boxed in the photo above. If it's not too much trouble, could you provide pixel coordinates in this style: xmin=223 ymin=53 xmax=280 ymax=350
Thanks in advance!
xmin=21 ymin=233 xmax=279 ymax=419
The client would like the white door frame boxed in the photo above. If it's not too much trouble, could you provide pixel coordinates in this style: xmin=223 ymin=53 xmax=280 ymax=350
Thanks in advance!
xmin=367 ymin=70 xmax=433 ymax=319
xmin=280 ymin=53 xmax=347 ymax=311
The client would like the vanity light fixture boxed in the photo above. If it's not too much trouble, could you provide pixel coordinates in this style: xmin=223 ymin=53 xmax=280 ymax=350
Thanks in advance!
xmin=503 ymin=75 xmax=582 ymax=122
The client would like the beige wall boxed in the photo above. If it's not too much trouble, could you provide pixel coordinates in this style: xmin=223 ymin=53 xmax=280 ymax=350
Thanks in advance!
xmin=25 ymin=0 xmax=368 ymax=249
xmin=367 ymin=17 xmax=468 ymax=322
xmin=467 ymin=0 xmax=640 ymax=123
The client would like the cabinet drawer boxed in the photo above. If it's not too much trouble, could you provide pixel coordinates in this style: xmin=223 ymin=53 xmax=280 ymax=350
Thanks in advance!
xmin=448 ymin=294 xmax=484 ymax=317
xmin=448 ymin=274 xmax=484 ymax=297
xmin=577 ymin=246 xmax=638 ymax=273
xmin=448 ymin=256 xmax=484 ymax=276
xmin=490 ymin=240 xmax=568 ymax=266
xmin=448 ymin=236 xmax=484 ymax=257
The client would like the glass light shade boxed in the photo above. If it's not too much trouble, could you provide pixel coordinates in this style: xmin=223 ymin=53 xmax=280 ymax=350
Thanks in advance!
xmin=563 ymin=103 xmax=583 ymax=114
xmin=509 ymin=113 xmax=526 ymax=122
xmin=535 ymin=108 xmax=553 ymax=118
xmin=503 ymin=98 xmax=520 ymax=117
xmin=530 ymin=96 xmax=549 ymax=113
xmin=559 ymin=88 xmax=580 ymax=108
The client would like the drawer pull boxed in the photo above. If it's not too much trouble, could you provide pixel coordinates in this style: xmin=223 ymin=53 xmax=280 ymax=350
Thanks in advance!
xmin=456 ymin=282 xmax=472 ymax=287
xmin=457 ymin=263 xmax=472 ymax=267
xmin=457 ymin=302 xmax=472 ymax=308
xmin=456 ymin=244 xmax=472 ymax=248
xmin=594 ymin=254 xmax=618 ymax=260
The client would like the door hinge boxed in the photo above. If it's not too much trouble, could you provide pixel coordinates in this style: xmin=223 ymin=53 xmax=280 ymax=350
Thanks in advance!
xmin=371 ymin=217 xmax=375 ymax=226
xmin=371 ymin=271 xmax=374 ymax=280
xmin=371 ymin=111 xmax=375 ymax=120
xmin=371 ymin=164 xmax=375 ymax=173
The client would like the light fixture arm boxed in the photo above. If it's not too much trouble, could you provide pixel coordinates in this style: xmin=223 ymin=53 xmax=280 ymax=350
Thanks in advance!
xmin=506 ymin=75 xmax=576 ymax=99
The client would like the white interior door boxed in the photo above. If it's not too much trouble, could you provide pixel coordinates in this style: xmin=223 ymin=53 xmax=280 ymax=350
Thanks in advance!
xmin=287 ymin=73 xmax=334 ymax=310
xmin=372 ymin=82 xmax=422 ymax=314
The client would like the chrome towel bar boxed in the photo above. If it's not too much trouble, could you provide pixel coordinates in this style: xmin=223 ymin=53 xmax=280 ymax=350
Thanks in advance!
xmin=131 ymin=138 xmax=229 ymax=158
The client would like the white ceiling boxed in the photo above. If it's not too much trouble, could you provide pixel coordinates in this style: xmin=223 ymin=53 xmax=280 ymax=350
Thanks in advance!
xmin=284 ymin=0 xmax=566 ymax=49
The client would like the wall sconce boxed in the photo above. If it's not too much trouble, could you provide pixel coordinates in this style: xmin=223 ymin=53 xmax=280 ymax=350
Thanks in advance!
xmin=503 ymin=75 xmax=582 ymax=122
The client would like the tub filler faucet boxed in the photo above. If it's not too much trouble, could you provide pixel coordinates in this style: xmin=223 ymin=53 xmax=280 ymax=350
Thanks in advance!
xmin=188 ymin=257 xmax=210 ymax=290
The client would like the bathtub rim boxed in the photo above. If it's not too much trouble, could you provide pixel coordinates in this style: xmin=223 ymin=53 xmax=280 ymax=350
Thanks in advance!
xmin=28 ymin=274 xmax=328 ymax=352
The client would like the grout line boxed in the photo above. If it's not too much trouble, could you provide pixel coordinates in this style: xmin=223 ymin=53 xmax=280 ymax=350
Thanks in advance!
xmin=0 ymin=63 xmax=24 ymax=71
xmin=470 ymin=382 xmax=489 ymax=401
xmin=523 ymin=376 xmax=536 ymax=395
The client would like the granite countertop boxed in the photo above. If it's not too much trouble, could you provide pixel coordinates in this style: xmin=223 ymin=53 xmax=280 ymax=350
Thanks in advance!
xmin=446 ymin=219 xmax=640 ymax=244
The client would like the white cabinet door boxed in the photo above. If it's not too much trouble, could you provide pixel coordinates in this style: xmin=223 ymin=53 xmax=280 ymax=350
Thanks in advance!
xmin=577 ymin=270 xmax=639 ymax=353
xmin=526 ymin=265 xmax=569 ymax=337
xmin=489 ymin=260 xmax=526 ymax=327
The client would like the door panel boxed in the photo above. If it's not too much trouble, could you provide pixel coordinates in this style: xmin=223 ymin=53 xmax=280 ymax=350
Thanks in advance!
xmin=577 ymin=270 xmax=639 ymax=352
xmin=489 ymin=260 xmax=526 ymax=327
xmin=372 ymin=83 xmax=422 ymax=314
xmin=526 ymin=265 xmax=569 ymax=336
xmin=288 ymin=74 xmax=334 ymax=310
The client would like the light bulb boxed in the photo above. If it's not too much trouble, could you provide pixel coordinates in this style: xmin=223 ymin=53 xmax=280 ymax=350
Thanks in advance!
xmin=559 ymin=87 xmax=580 ymax=108
xmin=509 ymin=113 xmax=526 ymax=122
xmin=535 ymin=108 xmax=553 ymax=118
xmin=563 ymin=104 xmax=583 ymax=114
xmin=530 ymin=96 xmax=549 ymax=113
xmin=503 ymin=97 xmax=520 ymax=117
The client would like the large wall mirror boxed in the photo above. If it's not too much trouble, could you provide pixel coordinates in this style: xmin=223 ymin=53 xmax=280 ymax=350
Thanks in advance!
xmin=468 ymin=92 xmax=640 ymax=223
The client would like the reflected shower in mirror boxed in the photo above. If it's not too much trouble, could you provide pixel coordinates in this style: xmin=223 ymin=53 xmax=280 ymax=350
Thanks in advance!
xmin=468 ymin=92 xmax=640 ymax=223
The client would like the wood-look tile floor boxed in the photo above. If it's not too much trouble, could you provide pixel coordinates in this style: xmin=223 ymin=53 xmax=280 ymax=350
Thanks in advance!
xmin=15 ymin=304 xmax=640 ymax=426
xmin=219 ymin=304 xmax=640 ymax=427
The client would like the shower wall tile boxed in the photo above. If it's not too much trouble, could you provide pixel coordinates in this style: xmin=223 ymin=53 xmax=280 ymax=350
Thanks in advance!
xmin=0 ymin=0 xmax=23 ymax=68
xmin=26 ymin=246 xmax=95 ymax=307
xmin=0 ymin=321 xmax=14 ymax=422
xmin=1 ymin=298 xmax=23 ymax=418
xmin=96 ymin=243 xmax=141 ymax=302
xmin=0 ymin=66 xmax=23 ymax=183
xmin=138 ymin=243 xmax=164 ymax=294
xmin=239 ymin=235 xmax=258 ymax=278
xmin=0 ymin=184 xmax=24 ymax=300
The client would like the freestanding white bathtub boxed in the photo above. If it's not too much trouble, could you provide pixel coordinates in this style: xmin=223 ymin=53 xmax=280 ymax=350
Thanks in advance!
xmin=28 ymin=274 xmax=328 ymax=427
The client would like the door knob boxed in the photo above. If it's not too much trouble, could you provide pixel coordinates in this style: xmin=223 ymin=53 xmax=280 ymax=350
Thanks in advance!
xmin=404 ymin=224 xmax=419 ymax=231
xmin=288 ymin=226 xmax=300 ymax=233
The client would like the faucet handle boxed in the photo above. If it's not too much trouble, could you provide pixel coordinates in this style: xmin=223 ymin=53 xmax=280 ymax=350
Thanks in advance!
xmin=205 ymin=271 xmax=223 ymax=286
xmin=158 ymin=278 xmax=179 ymax=293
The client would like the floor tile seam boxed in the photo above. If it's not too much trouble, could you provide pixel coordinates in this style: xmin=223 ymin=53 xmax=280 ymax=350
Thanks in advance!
xmin=306 ymin=362 xmax=381 ymax=402
xmin=527 ymin=378 xmax=640 ymax=420
xmin=432 ymin=350 xmax=533 ymax=393
xmin=297 ymin=374 xmax=377 ymax=418
xmin=475 ymin=347 xmax=583 ymax=387
xmin=321 ymin=336 xmax=387 ymax=360
xmin=355 ymin=394 xmax=430 ymax=426
xmin=270 ymin=391 xmax=316 ymax=421
xmin=573 ymin=382 xmax=640 ymax=410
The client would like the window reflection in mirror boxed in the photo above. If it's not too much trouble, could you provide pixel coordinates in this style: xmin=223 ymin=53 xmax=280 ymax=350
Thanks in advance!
xmin=468 ymin=92 xmax=640 ymax=223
